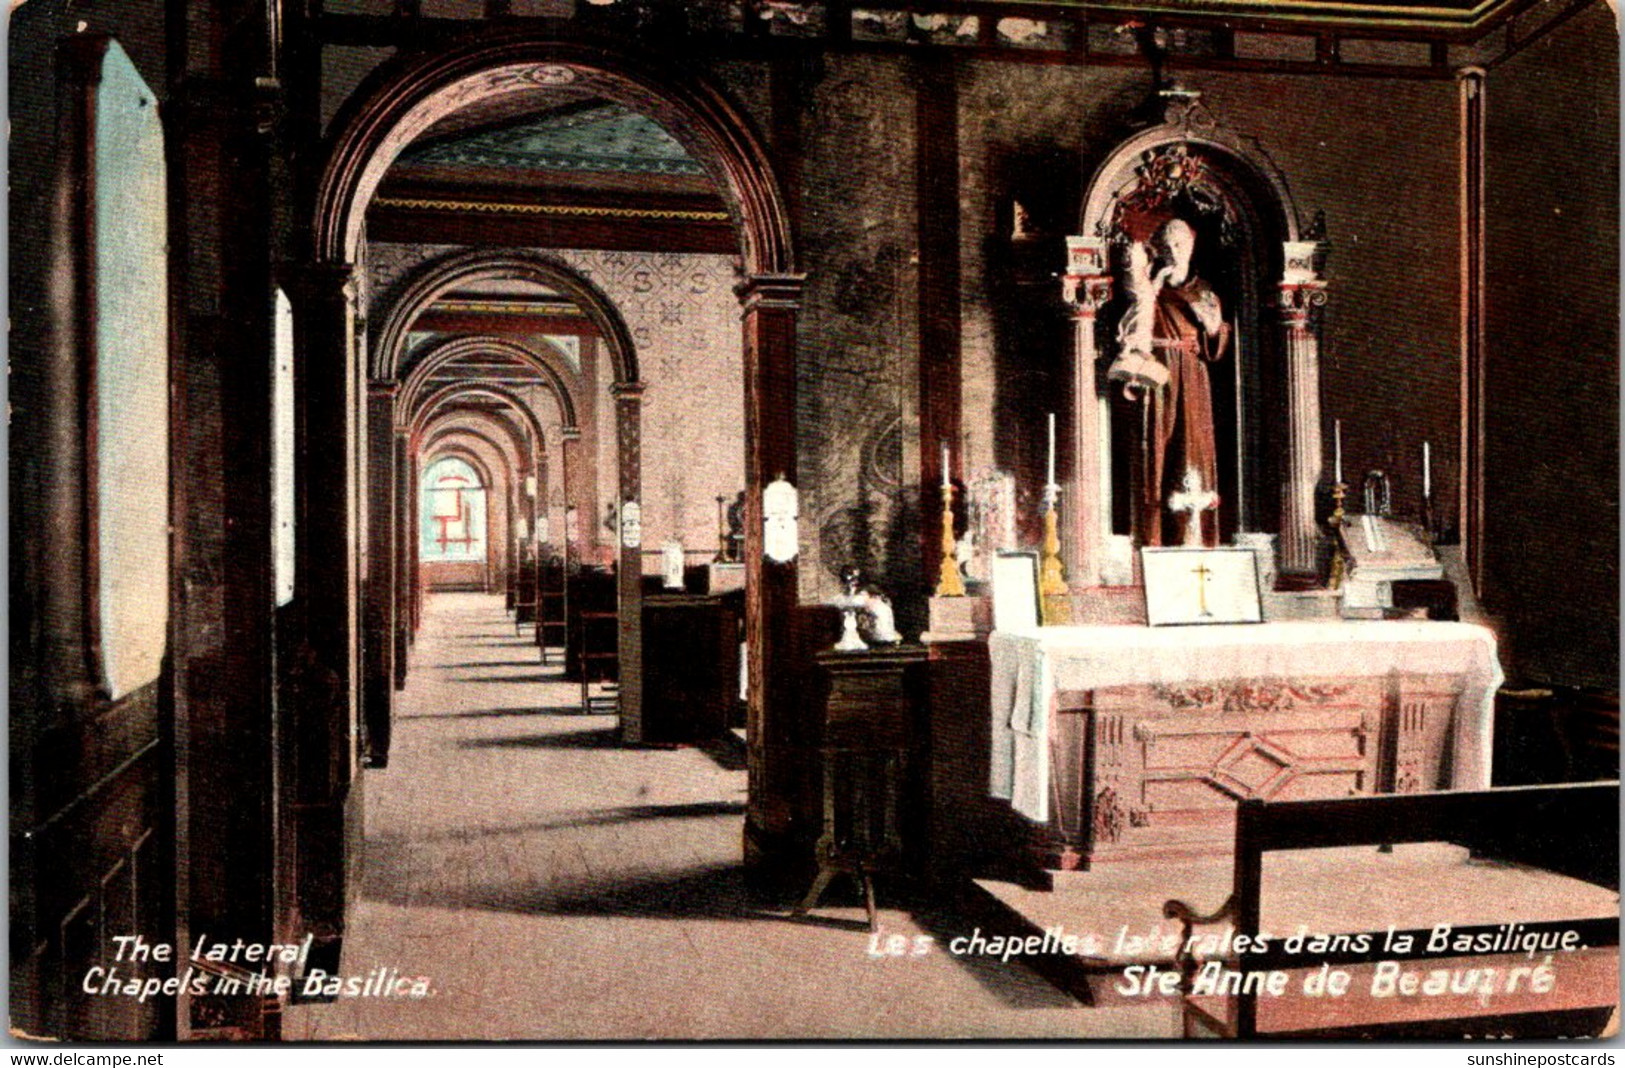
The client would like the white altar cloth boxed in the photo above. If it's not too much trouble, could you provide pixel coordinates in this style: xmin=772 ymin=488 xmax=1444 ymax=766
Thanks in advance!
xmin=989 ymin=621 xmax=1504 ymax=823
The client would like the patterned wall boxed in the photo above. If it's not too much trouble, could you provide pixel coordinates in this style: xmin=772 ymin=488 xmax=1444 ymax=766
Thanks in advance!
xmin=367 ymin=243 xmax=745 ymax=560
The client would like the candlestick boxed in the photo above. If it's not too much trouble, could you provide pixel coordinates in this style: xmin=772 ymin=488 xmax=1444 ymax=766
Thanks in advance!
xmin=1422 ymin=441 xmax=1431 ymax=500
xmin=1329 ymin=481 xmax=1348 ymax=591
xmin=1046 ymin=413 xmax=1056 ymax=488
xmin=941 ymin=440 xmax=950 ymax=490
xmin=1334 ymin=419 xmax=1343 ymax=485
xmin=935 ymin=481 xmax=965 ymax=598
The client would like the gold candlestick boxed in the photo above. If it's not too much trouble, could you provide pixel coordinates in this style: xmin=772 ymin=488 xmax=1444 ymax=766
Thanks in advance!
xmin=935 ymin=482 xmax=965 ymax=597
xmin=1039 ymin=487 xmax=1071 ymax=624
xmin=1328 ymin=481 xmax=1348 ymax=590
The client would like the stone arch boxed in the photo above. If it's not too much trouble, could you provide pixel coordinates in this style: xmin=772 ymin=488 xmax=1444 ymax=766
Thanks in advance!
xmin=375 ymin=249 xmax=639 ymax=388
xmin=315 ymin=29 xmax=794 ymax=278
xmin=411 ymin=381 xmax=550 ymax=453
xmin=398 ymin=334 xmax=582 ymax=431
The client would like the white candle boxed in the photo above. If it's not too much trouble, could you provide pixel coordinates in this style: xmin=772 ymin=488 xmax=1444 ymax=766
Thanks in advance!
xmin=1422 ymin=441 xmax=1431 ymax=499
xmin=1334 ymin=419 xmax=1343 ymax=484
xmin=1046 ymin=413 xmax=1056 ymax=487
xmin=941 ymin=441 xmax=950 ymax=490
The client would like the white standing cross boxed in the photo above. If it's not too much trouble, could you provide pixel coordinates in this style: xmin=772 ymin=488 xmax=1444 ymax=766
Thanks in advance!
xmin=1167 ymin=467 xmax=1219 ymax=548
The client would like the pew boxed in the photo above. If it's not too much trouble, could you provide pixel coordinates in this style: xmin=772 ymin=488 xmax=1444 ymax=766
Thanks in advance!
xmin=1163 ymin=782 xmax=1620 ymax=1039
xmin=536 ymin=553 xmax=567 ymax=664
xmin=513 ymin=543 xmax=539 ymax=631
xmin=568 ymin=566 xmax=619 ymax=713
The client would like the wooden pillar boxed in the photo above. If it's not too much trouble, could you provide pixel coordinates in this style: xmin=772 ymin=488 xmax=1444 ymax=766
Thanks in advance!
xmin=1061 ymin=238 xmax=1115 ymax=587
xmin=287 ymin=259 xmax=360 ymax=961
xmin=917 ymin=57 xmax=960 ymax=584
xmin=392 ymin=430 xmax=410 ymax=689
xmin=362 ymin=382 xmax=395 ymax=766
xmin=1458 ymin=67 xmax=1487 ymax=593
xmin=738 ymin=275 xmax=806 ymax=873
xmin=1278 ymin=245 xmax=1329 ymax=578
xmin=611 ymin=383 xmax=645 ymax=742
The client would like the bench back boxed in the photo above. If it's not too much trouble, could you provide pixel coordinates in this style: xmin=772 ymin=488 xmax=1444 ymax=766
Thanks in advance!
xmin=1228 ymin=782 xmax=1620 ymax=1036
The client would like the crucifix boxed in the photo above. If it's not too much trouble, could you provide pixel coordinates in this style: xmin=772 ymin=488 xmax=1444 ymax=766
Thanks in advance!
xmin=1191 ymin=559 xmax=1214 ymax=618
xmin=1167 ymin=466 xmax=1219 ymax=548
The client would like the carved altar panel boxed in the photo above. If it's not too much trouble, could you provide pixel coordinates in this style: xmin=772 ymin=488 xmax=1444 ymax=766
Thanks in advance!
xmin=1038 ymin=674 xmax=1460 ymax=868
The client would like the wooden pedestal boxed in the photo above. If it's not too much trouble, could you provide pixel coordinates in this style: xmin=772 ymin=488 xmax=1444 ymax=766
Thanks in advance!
xmin=794 ymin=645 xmax=926 ymax=928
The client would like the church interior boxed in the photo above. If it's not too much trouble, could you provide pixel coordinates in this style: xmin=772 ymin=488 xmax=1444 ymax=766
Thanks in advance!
xmin=9 ymin=0 xmax=1620 ymax=1042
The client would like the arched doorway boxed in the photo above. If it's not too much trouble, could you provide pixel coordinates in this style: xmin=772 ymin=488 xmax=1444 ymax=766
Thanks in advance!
xmin=293 ymin=31 xmax=805 ymax=959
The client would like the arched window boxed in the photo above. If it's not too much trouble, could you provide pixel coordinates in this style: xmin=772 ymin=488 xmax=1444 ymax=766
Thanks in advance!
xmin=420 ymin=456 xmax=487 ymax=562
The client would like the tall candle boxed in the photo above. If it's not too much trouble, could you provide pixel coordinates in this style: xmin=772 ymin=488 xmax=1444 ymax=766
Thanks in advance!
xmin=1422 ymin=441 xmax=1432 ymax=499
xmin=941 ymin=440 xmax=950 ymax=490
xmin=1047 ymin=413 xmax=1056 ymax=487
xmin=1334 ymin=419 xmax=1343 ymax=484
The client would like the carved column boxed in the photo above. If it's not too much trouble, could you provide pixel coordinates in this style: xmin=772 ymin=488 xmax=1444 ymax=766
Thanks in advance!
xmin=559 ymin=426 xmax=582 ymax=555
xmin=611 ymin=382 xmax=645 ymax=743
xmin=738 ymin=274 xmax=806 ymax=877
xmin=1062 ymin=237 xmax=1115 ymax=587
xmin=1278 ymin=243 xmax=1329 ymax=578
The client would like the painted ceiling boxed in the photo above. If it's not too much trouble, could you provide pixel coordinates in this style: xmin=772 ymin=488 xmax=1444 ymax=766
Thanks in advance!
xmin=398 ymin=100 xmax=706 ymax=178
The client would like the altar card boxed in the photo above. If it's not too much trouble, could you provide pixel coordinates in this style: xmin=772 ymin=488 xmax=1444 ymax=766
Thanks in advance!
xmin=1142 ymin=547 xmax=1263 ymax=627
xmin=991 ymin=550 xmax=1041 ymax=631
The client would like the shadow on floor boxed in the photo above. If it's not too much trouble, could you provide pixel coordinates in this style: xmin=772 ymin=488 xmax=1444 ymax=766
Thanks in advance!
xmin=455 ymin=673 xmax=570 ymax=685
xmin=400 ymin=707 xmax=595 ymax=721
xmin=695 ymin=733 xmax=748 ymax=772
xmin=367 ymin=860 xmax=771 ymax=921
xmin=455 ymin=727 xmax=621 ymax=749
xmin=357 ymin=843 xmax=1084 ymax=1011
xmin=434 ymin=660 xmax=548 ymax=670
xmin=363 ymin=800 xmax=747 ymax=854
xmin=908 ymin=901 xmax=1084 ymax=1010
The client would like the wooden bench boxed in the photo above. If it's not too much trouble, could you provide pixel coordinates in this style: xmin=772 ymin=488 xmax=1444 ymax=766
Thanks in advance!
xmin=1164 ymin=782 xmax=1619 ymax=1039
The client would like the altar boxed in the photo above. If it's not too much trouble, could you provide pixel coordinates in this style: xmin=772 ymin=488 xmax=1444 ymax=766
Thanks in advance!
xmin=988 ymin=621 xmax=1502 ymax=869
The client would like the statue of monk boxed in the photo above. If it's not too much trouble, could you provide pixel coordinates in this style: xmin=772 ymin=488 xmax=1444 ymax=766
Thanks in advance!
xmin=1111 ymin=217 xmax=1231 ymax=547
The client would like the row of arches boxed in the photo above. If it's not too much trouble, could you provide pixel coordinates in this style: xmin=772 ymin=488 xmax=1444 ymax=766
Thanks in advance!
xmin=286 ymin=31 xmax=809 ymax=957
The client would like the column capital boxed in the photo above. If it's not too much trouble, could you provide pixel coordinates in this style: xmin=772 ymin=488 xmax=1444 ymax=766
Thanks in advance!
xmin=609 ymin=381 xmax=646 ymax=401
xmin=284 ymin=260 xmax=359 ymax=301
xmin=559 ymin=425 xmax=583 ymax=442
xmin=1278 ymin=277 xmax=1329 ymax=326
xmin=736 ymin=273 xmax=806 ymax=312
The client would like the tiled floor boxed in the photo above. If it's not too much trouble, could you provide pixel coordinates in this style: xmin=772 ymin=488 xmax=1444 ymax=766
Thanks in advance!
xmin=283 ymin=593 xmax=1177 ymax=1041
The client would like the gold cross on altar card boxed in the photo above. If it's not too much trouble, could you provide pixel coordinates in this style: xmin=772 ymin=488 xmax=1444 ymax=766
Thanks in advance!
xmin=1142 ymin=547 xmax=1265 ymax=626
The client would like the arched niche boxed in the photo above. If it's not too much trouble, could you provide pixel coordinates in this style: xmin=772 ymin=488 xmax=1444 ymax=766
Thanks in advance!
xmin=1063 ymin=95 xmax=1329 ymax=586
